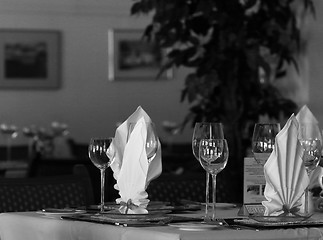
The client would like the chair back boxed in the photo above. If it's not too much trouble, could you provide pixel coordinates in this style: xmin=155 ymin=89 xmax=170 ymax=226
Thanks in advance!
xmin=0 ymin=164 xmax=94 ymax=212
xmin=0 ymin=145 xmax=29 ymax=161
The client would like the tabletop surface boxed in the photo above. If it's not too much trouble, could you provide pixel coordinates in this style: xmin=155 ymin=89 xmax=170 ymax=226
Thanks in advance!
xmin=1 ymin=205 xmax=323 ymax=240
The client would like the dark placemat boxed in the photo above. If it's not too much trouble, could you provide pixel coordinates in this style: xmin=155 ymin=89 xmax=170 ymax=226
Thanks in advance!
xmin=225 ymin=217 xmax=323 ymax=229
xmin=62 ymin=213 xmax=202 ymax=227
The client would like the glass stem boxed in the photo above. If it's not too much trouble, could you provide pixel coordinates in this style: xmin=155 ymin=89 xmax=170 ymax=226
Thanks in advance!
xmin=28 ymin=139 xmax=34 ymax=160
xmin=305 ymin=186 xmax=309 ymax=215
xmin=7 ymin=137 xmax=11 ymax=161
xmin=100 ymin=168 xmax=106 ymax=213
xmin=211 ymin=173 xmax=217 ymax=221
xmin=204 ymin=172 xmax=210 ymax=221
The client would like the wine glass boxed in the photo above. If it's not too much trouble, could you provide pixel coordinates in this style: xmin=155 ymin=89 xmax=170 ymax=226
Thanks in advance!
xmin=192 ymin=122 xmax=224 ymax=221
xmin=251 ymin=123 xmax=281 ymax=165
xmin=298 ymin=123 xmax=322 ymax=214
xmin=0 ymin=124 xmax=18 ymax=161
xmin=88 ymin=137 xmax=114 ymax=213
xmin=128 ymin=122 xmax=158 ymax=163
xmin=199 ymin=138 xmax=229 ymax=222
xmin=22 ymin=126 xmax=38 ymax=160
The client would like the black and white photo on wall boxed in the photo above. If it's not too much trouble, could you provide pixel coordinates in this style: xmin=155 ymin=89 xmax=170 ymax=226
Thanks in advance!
xmin=0 ymin=29 xmax=61 ymax=89
xmin=108 ymin=29 xmax=173 ymax=81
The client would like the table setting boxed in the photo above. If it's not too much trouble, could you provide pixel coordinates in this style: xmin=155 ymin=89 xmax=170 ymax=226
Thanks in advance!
xmin=3 ymin=106 xmax=323 ymax=240
xmin=65 ymin=106 xmax=207 ymax=227
xmin=31 ymin=105 xmax=323 ymax=229
xmin=29 ymin=106 xmax=238 ymax=230
xmin=41 ymin=106 xmax=323 ymax=228
xmin=234 ymin=105 xmax=323 ymax=229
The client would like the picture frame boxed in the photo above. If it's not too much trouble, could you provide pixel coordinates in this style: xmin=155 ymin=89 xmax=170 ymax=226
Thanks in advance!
xmin=108 ymin=29 xmax=173 ymax=81
xmin=0 ymin=29 xmax=61 ymax=89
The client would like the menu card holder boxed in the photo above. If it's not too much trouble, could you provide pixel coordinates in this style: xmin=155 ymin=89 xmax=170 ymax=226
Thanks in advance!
xmin=240 ymin=157 xmax=266 ymax=216
xmin=238 ymin=203 xmax=265 ymax=216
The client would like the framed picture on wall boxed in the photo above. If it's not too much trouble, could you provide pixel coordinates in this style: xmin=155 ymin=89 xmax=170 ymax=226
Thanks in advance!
xmin=0 ymin=29 xmax=61 ymax=89
xmin=108 ymin=29 xmax=173 ymax=81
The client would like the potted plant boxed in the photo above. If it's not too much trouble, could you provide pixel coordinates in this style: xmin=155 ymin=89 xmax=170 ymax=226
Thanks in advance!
xmin=130 ymin=0 xmax=314 ymax=202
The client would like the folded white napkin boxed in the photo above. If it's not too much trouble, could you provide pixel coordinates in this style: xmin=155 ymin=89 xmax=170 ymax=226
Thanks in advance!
xmin=108 ymin=106 xmax=162 ymax=214
xmin=296 ymin=105 xmax=323 ymax=190
xmin=262 ymin=114 xmax=310 ymax=216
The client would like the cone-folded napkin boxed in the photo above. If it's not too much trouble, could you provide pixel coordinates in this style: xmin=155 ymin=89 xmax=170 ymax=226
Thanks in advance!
xmin=107 ymin=106 xmax=162 ymax=214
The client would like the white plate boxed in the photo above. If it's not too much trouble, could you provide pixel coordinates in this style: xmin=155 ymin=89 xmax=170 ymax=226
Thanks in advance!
xmin=169 ymin=222 xmax=222 ymax=231
xmin=102 ymin=209 xmax=171 ymax=219
xmin=89 ymin=201 xmax=172 ymax=211
xmin=92 ymin=213 xmax=171 ymax=223
xmin=36 ymin=208 xmax=86 ymax=216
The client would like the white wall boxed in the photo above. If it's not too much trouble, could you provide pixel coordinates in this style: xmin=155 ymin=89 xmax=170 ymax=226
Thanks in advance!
xmin=0 ymin=0 xmax=193 ymax=146
xmin=308 ymin=0 xmax=323 ymax=124
xmin=0 ymin=0 xmax=323 ymax=147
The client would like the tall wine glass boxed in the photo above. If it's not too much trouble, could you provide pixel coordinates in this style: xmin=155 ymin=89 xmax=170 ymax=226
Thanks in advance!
xmin=199 ymin=139 xmax=229 ymax=222
xmin=192 ymin=122 xmax=224 ymax=221
xmin=0 ymin=124 xmax=18 ymax=161
xmin=128 ymin=122 xmax=158 ymax=163
xmin=298 ymin=123 xmax=322 ymax=214
xmin=88 ymin=137 xmax=114 ymax=213
xmin=251 ymin=123 xmax=281 ymax=165
xmin=22 ymin=126 xmax=38 ymax=160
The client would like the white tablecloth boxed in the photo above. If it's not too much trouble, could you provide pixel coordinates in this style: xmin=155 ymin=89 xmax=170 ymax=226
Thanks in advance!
xmin=1 ymin=207 xmax=323 ymax=240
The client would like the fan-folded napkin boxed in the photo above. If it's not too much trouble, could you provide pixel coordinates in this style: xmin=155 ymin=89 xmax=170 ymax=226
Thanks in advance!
xmin=262 ymin=114 xmax=309 ymax=216
xmin=107 ymin=106 xmax=162 ymax=214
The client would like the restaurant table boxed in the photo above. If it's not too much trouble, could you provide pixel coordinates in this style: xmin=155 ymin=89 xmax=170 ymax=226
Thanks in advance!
xmin=1 ymin=205 xmax=323 ymax=240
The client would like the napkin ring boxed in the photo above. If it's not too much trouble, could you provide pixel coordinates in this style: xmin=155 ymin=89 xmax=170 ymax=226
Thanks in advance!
xmin=278 ymin=204 xmax=301 ymax=217
xmin=120 ymin=199 xmax=137 ymax=214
